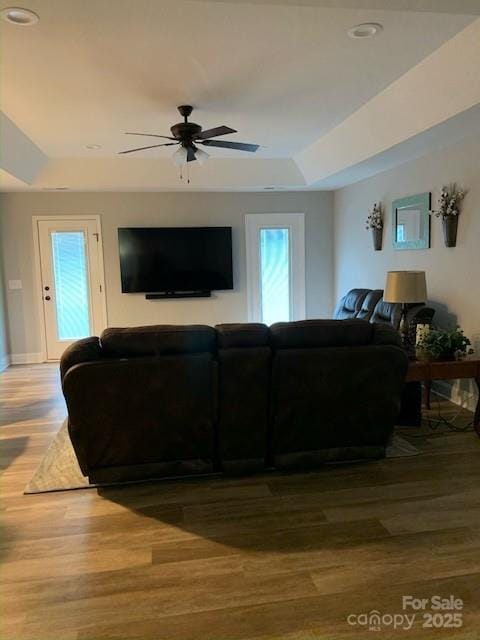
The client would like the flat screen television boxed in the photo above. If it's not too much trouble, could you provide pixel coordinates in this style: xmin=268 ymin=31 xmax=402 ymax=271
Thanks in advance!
xmin=118 ymin=227 xmax=233 ymax=294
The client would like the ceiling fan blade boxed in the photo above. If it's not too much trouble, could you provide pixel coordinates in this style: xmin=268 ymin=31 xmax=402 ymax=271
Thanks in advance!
xmin=199 ymin=140 xmax=259 ymax=152
xmin=187 ymin=146 xmax=196 ymax=162
xmin=125 ymin=132 xmax=176 ymax=140
xmin=196 ymin=126 xmax=237 ymax=140
xmin=118 ymin=143 xmax=178 ymax=154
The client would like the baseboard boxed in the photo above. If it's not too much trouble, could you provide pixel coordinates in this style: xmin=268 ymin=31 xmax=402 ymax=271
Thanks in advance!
xmin=0 ymin=354 xmax=11 ymax=372
xmin=10 ymin=352 xmax=45 ymax=365
xmin=433 ymin=380 xmax=477 ymax=413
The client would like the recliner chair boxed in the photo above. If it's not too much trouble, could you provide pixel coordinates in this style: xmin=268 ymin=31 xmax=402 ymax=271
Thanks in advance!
xmin=334 ymin=288 xmax=435 ymax=331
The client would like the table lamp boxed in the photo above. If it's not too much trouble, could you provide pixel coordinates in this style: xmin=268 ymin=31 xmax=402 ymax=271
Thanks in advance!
xmin=384 ymin=271 xmax=427 ymax=343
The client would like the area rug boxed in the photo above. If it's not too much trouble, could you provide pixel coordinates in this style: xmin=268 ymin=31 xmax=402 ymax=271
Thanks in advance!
xmin=24 ymin=421 xmax=91 ymax=494
xmin=24 ymin=422 xmax=420 ymax=495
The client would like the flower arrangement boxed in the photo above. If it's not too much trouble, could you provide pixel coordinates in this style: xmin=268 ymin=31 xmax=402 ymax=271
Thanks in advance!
xmin=416 ymin=326 xmax=473 ymax=362
xmin=431 ymin=184 xmax=466 ymax=219
xmin=365 ymin=203 xmax=383 ymax=230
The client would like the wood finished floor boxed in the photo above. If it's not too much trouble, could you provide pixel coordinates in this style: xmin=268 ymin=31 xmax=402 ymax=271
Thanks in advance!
xmin=1 ymin=364 xmax=480 ymax=640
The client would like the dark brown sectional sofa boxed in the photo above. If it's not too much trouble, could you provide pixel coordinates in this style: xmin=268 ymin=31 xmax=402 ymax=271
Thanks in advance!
xmin=60 ymin=320 xmax=408 ymax=484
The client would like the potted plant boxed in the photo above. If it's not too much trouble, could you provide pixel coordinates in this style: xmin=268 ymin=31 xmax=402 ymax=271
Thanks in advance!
xmin=430 ymin=184 xmax=467 ymax=247
xmin=416 ymin=326 xmax=473 ymax=362
xmin=366 ymin=203 xmax=383 ymax=250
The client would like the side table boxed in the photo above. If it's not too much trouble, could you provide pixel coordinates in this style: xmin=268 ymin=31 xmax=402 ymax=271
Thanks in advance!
xmin=406 ymin=358 xmax=480 ymax=437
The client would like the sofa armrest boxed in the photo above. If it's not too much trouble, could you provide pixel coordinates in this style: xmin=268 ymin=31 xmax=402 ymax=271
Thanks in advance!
xmin=372 ymin=323 xmax=403 ymax=348
xmin=60 ymin=337 xmax=103 ymax=382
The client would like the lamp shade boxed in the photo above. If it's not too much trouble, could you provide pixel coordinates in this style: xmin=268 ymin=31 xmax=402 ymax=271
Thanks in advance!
xmin=384 ymin=271 xmax=427 ymax=303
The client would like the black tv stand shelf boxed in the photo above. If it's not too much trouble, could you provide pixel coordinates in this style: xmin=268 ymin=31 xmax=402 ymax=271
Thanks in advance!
xmin=145 ymin=290 xmax=212 ymax=300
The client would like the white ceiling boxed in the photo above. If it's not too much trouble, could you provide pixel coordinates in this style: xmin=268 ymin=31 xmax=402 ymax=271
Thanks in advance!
xmin=0 ymin=0 xmax=478 ymax=190
xmin=192 ymin=0 xmax=480 ymax=14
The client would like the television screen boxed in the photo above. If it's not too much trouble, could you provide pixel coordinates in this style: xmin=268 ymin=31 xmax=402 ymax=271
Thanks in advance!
xmin=118 ymin=227 xmax=233 ymax=293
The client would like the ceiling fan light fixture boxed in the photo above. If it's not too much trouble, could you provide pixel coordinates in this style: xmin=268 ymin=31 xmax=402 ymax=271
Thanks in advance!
xmin=173 ymin=145 xmax=189 ymax=166
xmin=194 ymin=147 xmax=210 ymax=166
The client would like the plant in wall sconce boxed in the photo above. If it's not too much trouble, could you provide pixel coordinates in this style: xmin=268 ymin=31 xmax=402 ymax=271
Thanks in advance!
xmin=365 ymin=202 xmax=383 ymax=251
xmin=430 ymin=184 xmax=467 ymax=247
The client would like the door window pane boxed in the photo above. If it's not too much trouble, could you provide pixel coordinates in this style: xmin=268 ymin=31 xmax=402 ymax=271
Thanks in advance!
xmin=260 ymin=228 xmax=290 ymax=325
xmin=51 ymin=231 xmax=91 ymax=340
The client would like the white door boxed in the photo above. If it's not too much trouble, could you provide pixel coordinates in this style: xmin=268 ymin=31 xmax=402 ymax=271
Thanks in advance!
xmin=245 ymin=213 xmax=305 ymax=325
xmin=36 ymin=218 xmax=106 ymax=360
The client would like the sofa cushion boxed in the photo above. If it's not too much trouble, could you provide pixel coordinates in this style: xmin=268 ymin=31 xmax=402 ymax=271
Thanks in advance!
xmin=215 ymin=323 xmax=269 ymax=349
xmin=270 ymin=319 xmax=374 ymax=349
xmin=100 ymin=325 xmax=216 ymax=357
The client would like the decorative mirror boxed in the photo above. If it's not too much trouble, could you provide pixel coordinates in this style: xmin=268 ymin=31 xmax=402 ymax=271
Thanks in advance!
xmin=392 ymin=192 xmax=431 ymax=250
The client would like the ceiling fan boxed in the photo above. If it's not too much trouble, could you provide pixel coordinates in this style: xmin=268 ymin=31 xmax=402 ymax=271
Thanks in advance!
xmin=119 ymin=105 xmax=259 ymax=166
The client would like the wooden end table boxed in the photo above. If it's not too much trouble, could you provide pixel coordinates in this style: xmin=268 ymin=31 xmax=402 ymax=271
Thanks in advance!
xmin=406 ymin=358 xmax=480 ymax=437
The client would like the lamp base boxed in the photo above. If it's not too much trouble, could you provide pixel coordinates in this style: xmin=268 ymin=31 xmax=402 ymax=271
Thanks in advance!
xmin=399 ymin=304 xmax=414 ymax=354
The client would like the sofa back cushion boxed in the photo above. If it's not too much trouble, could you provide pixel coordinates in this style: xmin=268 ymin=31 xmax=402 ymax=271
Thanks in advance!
xmin=270 ymin=342 xmax=408 ymax=469
xmin=100 ymin=325 xmax=216 ymax=358
xmin=333 ymin=288 xmax=370 ymax=319
xmin=214 ymin=323 xmax=271 ymax=473
xmin=356 ymin=289 xmax=383 ymax=321
xmin=270 ymin=319 xmax=374 ymax=350
xmin=370 ymin=301 xmax=402 ymax=330
xmin=215 ymin=323 xmax=269 ymax=349
xmin=65 ymin=354 xmax=216 ymax=479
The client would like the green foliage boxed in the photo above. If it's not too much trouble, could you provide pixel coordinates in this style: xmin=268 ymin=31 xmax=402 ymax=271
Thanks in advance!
xmin=418 ymin=326 xmax=473 ymax=360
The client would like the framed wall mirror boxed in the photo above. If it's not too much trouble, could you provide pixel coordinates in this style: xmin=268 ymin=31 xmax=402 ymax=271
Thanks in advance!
xmin=392 ymin=192 xmax=431 ymax=250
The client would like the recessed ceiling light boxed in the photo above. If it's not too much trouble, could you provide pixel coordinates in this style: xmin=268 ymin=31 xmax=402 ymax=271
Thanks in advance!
xmin=86 ymin=144 xmax=102 ymax=150
xmin=348 ymin=23 xmax=383 ymax=39
xmin=1 ymin=7 xmax=39 ymax=26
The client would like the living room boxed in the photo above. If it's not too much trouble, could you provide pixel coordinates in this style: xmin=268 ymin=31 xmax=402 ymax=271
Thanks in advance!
xmin=1 ymin=1 xmax=480 ymax=639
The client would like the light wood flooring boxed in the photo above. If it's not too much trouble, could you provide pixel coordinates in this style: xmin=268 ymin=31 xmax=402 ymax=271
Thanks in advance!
xmin=1 ymin=364 xmax=480 ymax=639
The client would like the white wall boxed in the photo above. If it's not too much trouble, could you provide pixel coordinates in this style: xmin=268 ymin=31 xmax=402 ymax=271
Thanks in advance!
xmin=334 ymin=133 xmax=480 ymax=343
xmin=0 ymin=190 xmax=333 ymax=361
xmin=0 ymin=220 xmax=10 ymax=371
xmin=334 ymin=133 xmax=480 ymax=407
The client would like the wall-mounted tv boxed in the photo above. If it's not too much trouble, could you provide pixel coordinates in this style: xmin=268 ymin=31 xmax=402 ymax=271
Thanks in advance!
xmin=118 ymin=227 xmax=233 ymax=294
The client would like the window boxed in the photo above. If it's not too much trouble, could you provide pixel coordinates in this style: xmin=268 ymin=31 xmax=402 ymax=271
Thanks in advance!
xmin=51 ymin=231 xmax=91 ymax=340
xmin=260 ymin=228 xmax=290 ymax=325
xmin=245 ymin=213 xmax=305 ymax=325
